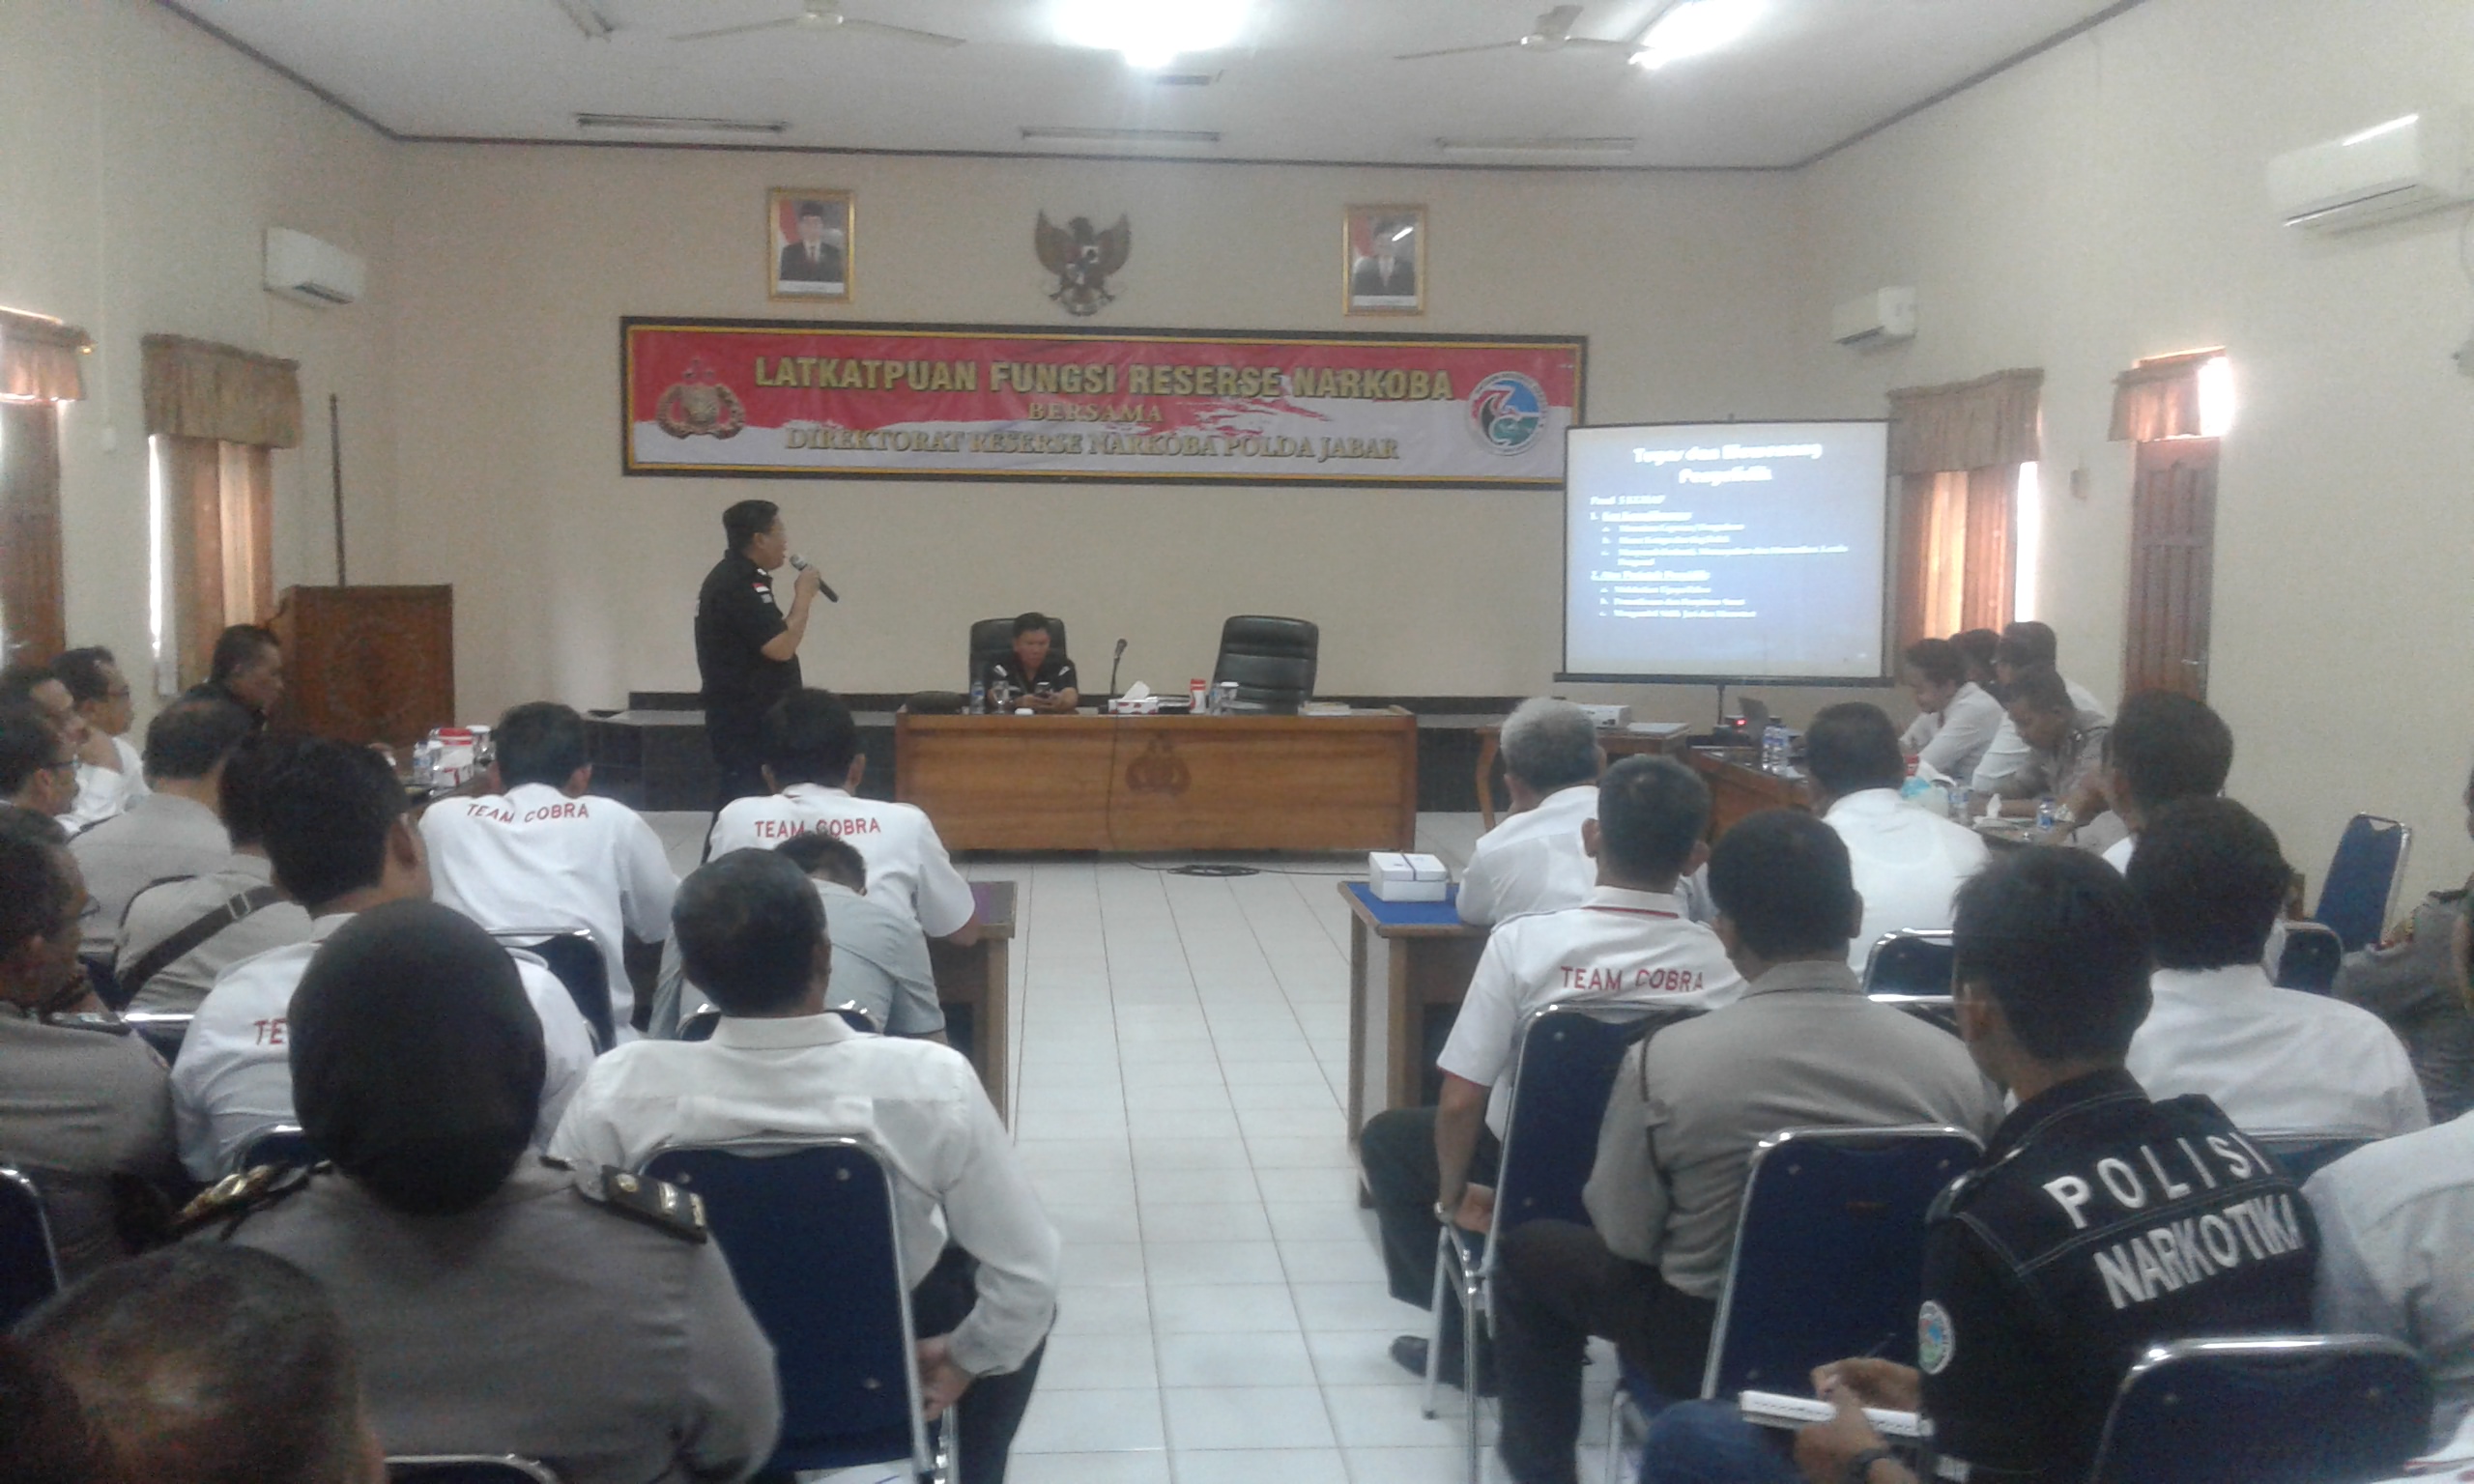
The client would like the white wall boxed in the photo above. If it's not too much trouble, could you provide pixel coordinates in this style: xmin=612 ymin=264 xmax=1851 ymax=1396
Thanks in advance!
xmin=1799 ymin=0 xmax=2474 ymax=899
xmin=0 ymin=0 xmax=397 ymax=699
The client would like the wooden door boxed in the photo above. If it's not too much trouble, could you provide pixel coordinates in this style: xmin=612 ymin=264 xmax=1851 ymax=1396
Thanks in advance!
xmin=2123 ymin=438 xmax=2218 ymax=699
xmin=0 ymin=402 xmax=66 ymax=663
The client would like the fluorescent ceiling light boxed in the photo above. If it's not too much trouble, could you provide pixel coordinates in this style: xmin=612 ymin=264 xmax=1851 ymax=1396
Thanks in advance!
xmin=1437 ymin=136 xmax=1636 ymax=157
xmin=1631 ymin=0 xmax=1761 ymax=71
xmin=1054 ymin=0 xmax=1246 ymax=70
xmin=574 ymin=112 xmax=788 ymax=134
xmin=1021 ymin=126 xmax=1222 ymax=145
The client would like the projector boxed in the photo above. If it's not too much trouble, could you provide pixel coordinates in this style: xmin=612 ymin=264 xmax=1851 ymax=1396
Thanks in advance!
xmin=1576 ymin=704 xmax=1632 ymax=729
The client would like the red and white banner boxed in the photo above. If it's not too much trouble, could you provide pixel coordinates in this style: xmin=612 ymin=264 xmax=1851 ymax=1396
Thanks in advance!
xmin=621 ymin=319 xmax=1584 ymax=487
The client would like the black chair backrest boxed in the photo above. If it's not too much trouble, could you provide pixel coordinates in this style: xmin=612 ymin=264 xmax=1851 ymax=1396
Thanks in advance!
xmin=388 ymin=1458 xmax=561 ymax=1483
xmin=1496 ymin=1004 xmax=1696 ymax=1234
xmin=2090 ymin=1335 xmax=2431 ymax=1484
xmin=1861 ymin=931 xmax=1954 ymax=994
xmin=2274 ymin=921 xmax=2345 ymax=995
xmin=237 ymin=1125 xmax=320 ymax=1174
xmin=0 ymin=1166 xmax=61 ymax=1330
xmin=2256 ymin=1135 xmax=2373 ymax=1184
xmin=969 ymin=616 xmax=1067 ymax=686
xmin=493 ymin=928 xmax=615 ymax=1052
xmin=1210 ymin=615 xmax=1318 ymax=714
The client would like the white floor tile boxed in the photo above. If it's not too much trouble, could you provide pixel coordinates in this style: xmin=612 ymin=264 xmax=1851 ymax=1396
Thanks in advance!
xmin=1142 ymin=1240 xmax=1286 ymax=1286
xmin=1050 ymin=1203 xmax=1145 ymax=1245
xmin=1131 ymin=1138 xmax=1254 ymax=1171
xmin=1006 ymin=1450 xmax=1171 ymax=1484
xmin=1154 ymin=1328 xmax=1319 ymax=1387
xmin=1058 ymin=1241 xmax=1148 ymax=1287
xmin=1149 ymin=1283 xmax=1302 ymax=1334
xmin=1164 ymin=1385 xmax=1338 ymax=1450
xmin=1305 ymin=1330 xmax=1429 ymax=1389
xmin=1293 ymin=1282 xmax=1424 ymax=1334
xmin=1051 ymin=1285 xmax=1154 ymax=1335
xmin=1140 ymin=1201 xmax=1273 ymax=1242
xmin=1039 ymin=1330 xmax=1163 ymax=1389
xmin=1171 ymin=1447 xmax=1351 ymax=1484
xmin=1341 ymin=1444 xmax=1468 ymax=1484
xmin=1136 ymin=1166 xmax=1258 ymax=1206
xmin=1247 ymin=1135 xmax=1359 ymax=1169
xmin=1014 ymin=1387 xmax=1167 ymax=1453
xmin=1268 ymin=1202 xmax=1381 ymax=1241
xmin=1324 ymin=1384 xmax=1470 ymax=1448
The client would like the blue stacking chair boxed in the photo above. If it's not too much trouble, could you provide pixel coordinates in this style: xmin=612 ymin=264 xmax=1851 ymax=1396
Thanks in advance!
xmin=2315 ymin=815 xmax=2412 ymax=953
xmin=1425 ymin=1002 xmax=1701 ymax=1484
xmin=2273 ymin=920 xmax=2345 ymax=995
xmin=0 ymin=1165 xmax=62 ymax=1330
xmin=2090 ymin=1336 xmax=2430 ymax=1484
xmin=2255 ymin=1133 xmax=2374 ymax=1184
xmin=237 ymin=1124 xmax=320 ymax=1173
xmin=644 ymin=1138 xmax=949 ymax=1484
xmin=491 ymin=928 xmax=616 ymax=1053
xmin=387 ymin=1458 xmax=561 ymax=1483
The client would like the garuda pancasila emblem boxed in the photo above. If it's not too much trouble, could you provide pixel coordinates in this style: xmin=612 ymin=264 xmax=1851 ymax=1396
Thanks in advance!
xmin=655 ymin=359 xmax=746 ymax=440
xmin=1035 ymin=211 xmax=1132 ymax=317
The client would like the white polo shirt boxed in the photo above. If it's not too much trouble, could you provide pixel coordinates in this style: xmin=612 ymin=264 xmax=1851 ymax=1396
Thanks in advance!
xmin=1824 ymin=788 xmax=1990 ymax=973
xmin=64 ymin=735 xmax=148 ymax=832
xmin=1971 ymin=674 xmax=2108 ymax=792
xmin=420 ymin=783 xmax=679 ymax=1030
xmin=1437 ymin=885 xmax=1745 ymax=1135
xmin=1900 ymin=683 xmax=2006 ymax=784
xmin=2307 ymin=1112 xmax=2474 ymax=1444
xmin=1457 ymin=785 xmax=1597 ymax=927
xmin=172 ymin=911 xmax=597 ymax=1181
xmin=705 ymin=784 xmax=976 ymax=938
xmin=2125 ymin=963 xmax=2431 ymax=1140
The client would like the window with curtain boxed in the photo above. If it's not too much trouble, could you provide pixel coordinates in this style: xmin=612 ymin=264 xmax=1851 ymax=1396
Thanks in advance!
xmin=140 ymin=334 xmax=301 ymax=690
xmin=0 ymin=309 xmax=93 ymax=665
xmin=1885 ymin=368 xmax=2042 ymax=652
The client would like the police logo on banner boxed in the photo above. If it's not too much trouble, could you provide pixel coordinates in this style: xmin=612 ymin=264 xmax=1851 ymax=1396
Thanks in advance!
xmin=1467 ymin=371 xmax=1546 ymax=455
xmin=1917 ymin=1300 xmax=1955 ymax=1375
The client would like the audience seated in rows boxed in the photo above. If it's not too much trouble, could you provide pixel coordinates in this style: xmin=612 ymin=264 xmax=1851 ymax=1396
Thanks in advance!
xmin=2096 ymin=690 xmax=2233 ymax=872
xmin=550 ymin=848 xmax=1054 ymax=1484
xmin=1493 ymin=810 xmax=1997 ymax=1484
xmin=1806 ymin=701 xmax=1988 ymax=972
xmin=17 ymin=1244 xmax=384 ymax=1484
xmin=1896 ymin=637 xmax=2005 ymax=785
xmin=181 ymin=624 xmax=284 ymax=729
xmin=0 ymin=807 xmax=181 ymax=1279
xmin=2334 ymin=758 xmax=2474 ymax=1122
xmin=51 ymin=648 xmax=147 ymax=833
xmin=650 ymin=831 xmax=945 ymax=1041
xmin=171 ymin=739 xmax=593 ymax=1181
xmin=705 ymin=688 xmax=978 ymax=942
xmin=1984 ymin=668 xmax=2113 ymax=826
xmin=1968 ymin=621 xmax=2109 ymax=795
xmin=193 ymin=900 xmax=781 ymax=1482
xmin=1365 ymin=756 xmax=1744 ymax=1391
xmin=419 ymin=700 xmax=678 ymax=1033
xmin=0 ymin=702 xmax=78 ymax=817
xmin=2124 ymin=796 xmax=2428 ymax=1140
xmin=1459 ymin=698 xmax=1605 ymax=927
xmin=69 ymin=699 xmax=252 ymax=963
xmin=116 ymin=735 xmax=314 ymax=1016
xmin=1648 ymin=847 xmax=2322 ymax=1484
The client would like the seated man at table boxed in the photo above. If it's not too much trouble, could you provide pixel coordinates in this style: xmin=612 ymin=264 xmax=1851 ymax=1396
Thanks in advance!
xmin=1807 ymin=701 xmax=1988 ymax=973
xmin=0 ymin=702 xmax=79 ymax=817
xmin=54 ymin=646 xmax=149 ymax=831
xmin=1363 ymin=755 xmax=1744 ymax=1387
xmin=1983 ymin=669 xmax=2110 ymax=823
xmin=551 ymin=849 xmax=1055 ymax=1484
xmin=2095 ymin=690 xmax=2232 ymax=873
xmin=705 ymin=688 xmax=977 ymax=943
xmin=1970 ymin=621 xmax=2109 ymax=796
xmin=2125 ymin=796 xmax=2427 ymax=1141
xmin=1459 ymin=698 xmax=1604 ymax=926
xmin=980 ymin=613 xmax=1078 ymax=714
xmin=1493 ymin=810 xmax=1997 ymax=1484
xmin=70 ymin=698 xmax=254 ymax=962
xmin=1897 ymin=638 xmax=2004 ymax=785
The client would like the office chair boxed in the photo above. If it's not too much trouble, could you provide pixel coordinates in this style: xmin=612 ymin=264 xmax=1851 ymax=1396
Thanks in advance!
xmin=1860 ymin=930 xmax=1954 ymax=994
xmin=968 ymin=616 xmax=1068 ymax=688
xmin=2315 ymin=815 xmax=2412 ymax=953
xmin=1210 ymin=615 xmax=1318 ymax=714
xmin=490 ymin=928 xmax=616 ymax=1052
xmin=0 ymin=1165 xmax=61 ymax=1330
xmin=237 ymin=1124 xmax=320 ymax=1173
xmin=2089 ymin=1335 xmax=2430 ymax=1484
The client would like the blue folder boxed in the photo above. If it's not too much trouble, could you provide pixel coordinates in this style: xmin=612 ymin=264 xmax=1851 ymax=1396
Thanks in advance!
xmin=1344 ymin=880 xmax=1466 ymax=928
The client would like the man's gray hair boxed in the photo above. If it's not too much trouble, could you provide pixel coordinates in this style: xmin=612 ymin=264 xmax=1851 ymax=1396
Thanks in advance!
xmin=1500 ymin=698 xmax=1600 ymax=792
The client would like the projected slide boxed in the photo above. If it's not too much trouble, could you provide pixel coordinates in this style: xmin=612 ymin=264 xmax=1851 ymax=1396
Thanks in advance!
xmin=1562 ymin=420 xmax=1890 ymax=682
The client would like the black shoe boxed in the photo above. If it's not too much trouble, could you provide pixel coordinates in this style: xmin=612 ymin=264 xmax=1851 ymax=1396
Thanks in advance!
xmin=1389 ymin=1334 xmax=1498 ymax=1396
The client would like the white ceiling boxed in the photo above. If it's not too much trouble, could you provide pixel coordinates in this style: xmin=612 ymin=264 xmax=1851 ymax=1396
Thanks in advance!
xmin=162 ymin=0 xmax=2135 ymax=169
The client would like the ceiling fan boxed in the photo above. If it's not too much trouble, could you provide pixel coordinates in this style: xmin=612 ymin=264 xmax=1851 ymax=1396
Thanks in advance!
xmin=673 ymin=0 xmax=965 ymax=47
xmin=1395 ymin=4 xmax=1635 ymax=62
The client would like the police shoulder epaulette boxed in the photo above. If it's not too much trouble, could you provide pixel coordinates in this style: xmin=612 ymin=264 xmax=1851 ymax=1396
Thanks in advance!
xmin=582 ymin=1166 xmax=709 ymax=1243
xmin=174 ymin=1160 xmax=322 ymax=1240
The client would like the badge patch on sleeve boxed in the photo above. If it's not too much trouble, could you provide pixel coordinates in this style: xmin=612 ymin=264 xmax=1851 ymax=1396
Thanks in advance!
xmin=1918 ymin=1300 xmax=1955 ymax=1375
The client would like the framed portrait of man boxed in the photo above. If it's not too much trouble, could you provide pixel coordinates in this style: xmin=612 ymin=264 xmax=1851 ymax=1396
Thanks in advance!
xmin=766 ymin=188 xmax=852 ymax=302
xmin=1344 ymin=204 xmax=1424 ymax=316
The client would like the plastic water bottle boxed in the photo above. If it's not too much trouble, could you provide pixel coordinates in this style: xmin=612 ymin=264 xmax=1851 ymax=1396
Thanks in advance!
xmin=969 ymin=679 xmax=986 ymax=716
xmin=2036 ymin=799 xmax=2057 ymax=835
xmin=1951 ymin=785 xmax=1973 ymax=822
xmin=1762 ymin=721 xmax=1785 ymax=773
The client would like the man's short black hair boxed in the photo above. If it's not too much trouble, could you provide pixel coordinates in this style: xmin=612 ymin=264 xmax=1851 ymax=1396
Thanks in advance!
xmin=1804 ymin=703 xmax=1908 ymax=798
xmin=208 ymin=625 xmax=279 ymax=686
xmin=1954 ymin=846 xmax=2152 ymax=1061
xmin=140 ymin=698 xmax=253 ymax=782
xmin=1996 ymin=620 xmax=2058 ymax=671
xmin=2127 ymin=796 xmax=2290 ymax=970
xmin=2004 ymin=666 xmax=2074 ymax=718
xmin=216 ymin=736 xmax=277 ymax=849
xmin=0 ymin=703 xmax=64 ymax=798
xmin=778 ymin=831 xmax=867 ymax=891
xmin=676 ymin=849 xmax=825 ymax=1016
xmin=0 ymin=805 xmax=75 ymax=959
xmin=2104 ymin=692 xmax=2233 ymax=815
xmin=495 ymin=701 xmax=590 ymax=789
xmin=796 ymin=200 xmax=828 ymax=222
xmin=722 ymin=499 xmax=780 ymax=555
xmin=49 ymin=647 xmax=118 ymax=707
xmin=761 ymin=688 xmax=858 ymax=784
xmin=20 ymin=1244 xmax=368 ymax=1484
xmin=1011 ymin=612 xmax=1054 ymax=641
xmin=1953 ymin=628 xmax=1999 ymax=678
xmin=1902 ymin=638 xmax=1966 ymax=688
xmin=0 ymin=662 xmax=56 ymax=707
xmin=1707 ymin=810 xmax=1859 ymax=959
xmin=1596 ymin=756 xmax=1708 ymax=881
xmin=257 ymin=738 xmax=406 ymax=908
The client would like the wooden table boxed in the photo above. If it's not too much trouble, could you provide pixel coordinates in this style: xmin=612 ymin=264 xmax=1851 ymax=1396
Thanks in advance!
xmin=1684 ymin=746 xmax=1808 ymax=837
xmin=1473 ymin=722 xmax=1693 ymax=831
xmin=896 ymin=711 xmax=1418 ymax=853
xmin=930 ymin=880 xmax=1015 ymax=1121
xmin=1340 ymin=881 xmax=1487 ymax=1143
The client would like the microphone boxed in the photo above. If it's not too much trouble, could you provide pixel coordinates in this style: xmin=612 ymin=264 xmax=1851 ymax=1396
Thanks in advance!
xmin=1108 ymin=638 xmax=1127 ymax=701
xmin=788 ymin=555 xmax=839 ymax=603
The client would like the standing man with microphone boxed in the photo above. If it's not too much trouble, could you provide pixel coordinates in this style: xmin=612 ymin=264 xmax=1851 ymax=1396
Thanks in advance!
xmin=695 ymin=499 xmax=827 ymax=807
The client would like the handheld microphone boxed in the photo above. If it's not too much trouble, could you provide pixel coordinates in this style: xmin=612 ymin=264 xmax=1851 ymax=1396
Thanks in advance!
xmin=1108 ymin=638 xmax=1127 ymax=700
xmin=787 ymin=555 xmax=839 ymax=603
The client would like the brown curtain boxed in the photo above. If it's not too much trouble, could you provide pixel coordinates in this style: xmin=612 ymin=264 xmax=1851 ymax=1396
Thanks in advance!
xmin=0 ymin=402 xmax=67 ymax=664
xmin=0 ymin=311 xmax=92 ymax=404
xmin=1894 ymin=468 xmax=2015 ymax=652
xmin=1886 ymin=368 xmax=2043 ymax=476
xmin=141 ymin=334 xmax=302 ymax=448
xmin=161 ymin=436 xmax=274 ymax=689
xmin=2109 ymin=351 xmax=2213 ymax=442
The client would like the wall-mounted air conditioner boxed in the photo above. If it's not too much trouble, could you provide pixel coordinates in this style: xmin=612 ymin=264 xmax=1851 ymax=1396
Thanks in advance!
xmin=1831 ymin=287 xmax=1915 ymax=348
xmin=264 ymin=227 xmax=365 ymax=306
xmin=2267 ymin=109 xmax=2469 ymax=232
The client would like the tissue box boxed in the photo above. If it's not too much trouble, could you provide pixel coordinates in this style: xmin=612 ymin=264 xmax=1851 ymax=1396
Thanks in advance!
xmin=1368 ymin=851 xmax=1450 ymax=902
xmin=1577 ymin=703 xmax=1632 ymax=729
xmin=1107 ymin=695 xmax=1163 ymax=715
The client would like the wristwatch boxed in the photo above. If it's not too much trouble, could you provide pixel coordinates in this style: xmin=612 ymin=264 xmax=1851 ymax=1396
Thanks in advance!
xmin=1844 ymin=1446 xmax=1899 ymax=1484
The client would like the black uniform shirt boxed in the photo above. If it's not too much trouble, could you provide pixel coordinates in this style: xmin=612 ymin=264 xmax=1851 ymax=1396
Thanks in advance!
xmin=693 ymin=553 xmax=800 ymax=734
xmin=982 ymin=650 xmax=1077 ymax=697
xmin=1920 ymin=1069 xmax=2318 ymax=1483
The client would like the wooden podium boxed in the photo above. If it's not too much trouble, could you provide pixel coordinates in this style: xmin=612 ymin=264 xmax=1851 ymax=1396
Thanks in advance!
xmin=266 ymin=585 xmax=453 ymax=747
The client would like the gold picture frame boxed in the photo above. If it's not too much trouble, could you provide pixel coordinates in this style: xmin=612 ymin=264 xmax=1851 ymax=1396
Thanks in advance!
xmin=1344 ymin=204 xmax=1424 ymax=316
xmin=766 ymin=188 xmax=853 ymax=303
